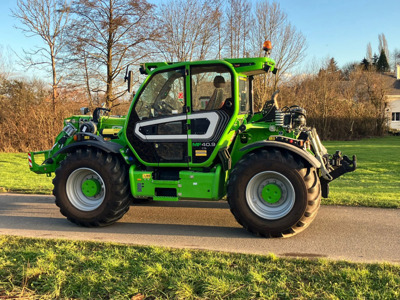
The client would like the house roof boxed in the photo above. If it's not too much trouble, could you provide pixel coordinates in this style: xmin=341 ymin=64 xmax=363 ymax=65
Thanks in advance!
xmin=382 ymin=73 xmax=400 ymax=95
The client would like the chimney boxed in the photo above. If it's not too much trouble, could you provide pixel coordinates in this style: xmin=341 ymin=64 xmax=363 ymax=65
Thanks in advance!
xmin=397 ymin=64 xmax=400 ymax=80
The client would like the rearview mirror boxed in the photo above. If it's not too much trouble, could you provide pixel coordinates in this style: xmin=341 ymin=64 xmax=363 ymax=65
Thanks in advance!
xmin=126 ymin=70 xmax=134 ymax=93
xmin=80 ymin=107 xmax=90 ymax=115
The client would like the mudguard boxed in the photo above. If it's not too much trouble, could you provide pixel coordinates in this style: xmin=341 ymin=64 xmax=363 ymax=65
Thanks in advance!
xmin=240 ymin=140 xmax=321 ymax=168
xmin=52 ymin=140 xmax=123 ymax=157
xmin=29 ymin=138 xmax=123 ymax=175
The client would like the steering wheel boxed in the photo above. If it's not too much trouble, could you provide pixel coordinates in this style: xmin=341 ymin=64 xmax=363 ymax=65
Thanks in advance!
xmin=153 ymin=99 xmax=175 ymax=116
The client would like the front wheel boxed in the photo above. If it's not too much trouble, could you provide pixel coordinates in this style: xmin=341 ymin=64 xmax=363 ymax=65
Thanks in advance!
xmin=227 ymin=149 xmax=321 ymax=237
xmin=53 ymin=148 xmax=130 ymax=227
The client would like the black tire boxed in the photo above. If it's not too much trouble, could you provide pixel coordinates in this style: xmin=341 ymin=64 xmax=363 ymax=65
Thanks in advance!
xmin=53 ymin=148 xmax=130 ymax=227
xmin=227 ymin=149 xmax=321 ymax=237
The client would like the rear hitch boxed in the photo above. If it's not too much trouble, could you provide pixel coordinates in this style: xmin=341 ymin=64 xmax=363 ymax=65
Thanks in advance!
xmin=320 ymin=151 xmax=357 ymax=198
xmin=329 ymin=151 xmax=357 ymax=178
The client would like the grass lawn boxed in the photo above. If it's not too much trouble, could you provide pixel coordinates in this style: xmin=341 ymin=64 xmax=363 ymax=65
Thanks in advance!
xmin=323 ymin=136 xmax=400 ymax=208
xmin=1 ymin=235 xmax=399 ymax=299
xmin=0 ymin=153 xmax=54 ymax=194
xmin=0 ymin=136 xmax=399 ymax=208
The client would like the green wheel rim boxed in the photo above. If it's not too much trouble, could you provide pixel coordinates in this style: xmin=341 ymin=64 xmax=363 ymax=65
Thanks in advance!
xmin=81 ymin=179 xmax=102 ymax=197
xmin=261 ymin=183 xmax=282 ymax=204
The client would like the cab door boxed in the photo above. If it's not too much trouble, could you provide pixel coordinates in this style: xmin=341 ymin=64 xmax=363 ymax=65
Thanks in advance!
xmin=126 ymin=67 xmax=189 ymax=165
xmin=188 ymin=64 xmax=234 ymax=164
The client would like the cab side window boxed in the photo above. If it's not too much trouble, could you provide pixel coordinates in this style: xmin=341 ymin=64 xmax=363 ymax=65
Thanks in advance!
xmin=239 ymin=77 xmax=250 ymax=114
xmin=191 ymin=65 xmax=232 ymax=112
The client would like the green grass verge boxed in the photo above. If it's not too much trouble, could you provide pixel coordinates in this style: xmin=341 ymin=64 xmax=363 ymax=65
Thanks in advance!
xmin=0 ymin=136 xmax=399 ymax=208
xmin=323 ymin=136 xmax=400 ymax=208
xmin=1 ymin=236 xmax=399 ymax=299
xmin=0 ymin=153 xmax=54 ymax=194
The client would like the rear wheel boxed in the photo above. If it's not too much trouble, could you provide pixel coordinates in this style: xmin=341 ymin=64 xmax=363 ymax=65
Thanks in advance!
xmin=227 ymin=149 xmax=321 ymax=237
xmin=53 ymin=148 xmax=130 ymax=227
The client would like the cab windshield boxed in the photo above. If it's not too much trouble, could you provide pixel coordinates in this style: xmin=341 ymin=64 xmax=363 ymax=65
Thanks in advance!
xmin=135 ymin=68 xmax=185 ymax=120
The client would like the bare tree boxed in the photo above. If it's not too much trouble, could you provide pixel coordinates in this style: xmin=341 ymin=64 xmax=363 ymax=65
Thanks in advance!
xmin=226 ymin=0 xmax=252 ymax=58
xmin=12 ymin=0 xmax=71 ymax=112
xmin=0 ymin=45 xmax=15 ymax=82
xmin=392 ymin=48 xmax=400 ymax=70
xmin=353 ymin=67 xmax=388 ymax=134
xmin=68 ymin=0 xmax=158 ymax=108
xmin=157 ymin=0 xmax=222 ymax=62
xmin=271 ymin=23 xmax=306 ymax=86
xmin=378 ymin=33 xmax=389 ymax=64
xmin=276 ymin=60 xmax=389 ymax=139
xmin=366 ymin=42 xmax=373 ymax=63
xmin=64 ymin=39 xmax=103 ymax=109
xmin=250 ymin=1 xmax=286 ymax=57
xmin=250 ymin=0 xmax=306 ymax=106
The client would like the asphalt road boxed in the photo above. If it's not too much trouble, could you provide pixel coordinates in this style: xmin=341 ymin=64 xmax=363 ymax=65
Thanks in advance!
xmin=0 ymin=193 xmax=399 ymax=264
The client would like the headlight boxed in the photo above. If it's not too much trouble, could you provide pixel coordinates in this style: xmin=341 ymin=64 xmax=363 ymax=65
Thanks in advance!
xmin=63 ymin=123 xmax=77 ymax=137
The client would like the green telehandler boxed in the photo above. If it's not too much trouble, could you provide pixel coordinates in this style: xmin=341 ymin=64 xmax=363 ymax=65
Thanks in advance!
xmin=29 ymin=42 xmax=356 ymax=237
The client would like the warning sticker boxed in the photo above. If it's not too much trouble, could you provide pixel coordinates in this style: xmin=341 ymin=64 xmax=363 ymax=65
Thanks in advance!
xmin=195 ymin=150 xmax=207 ymax=156
xmin=142 ymin=174 xmax=151 ymax=179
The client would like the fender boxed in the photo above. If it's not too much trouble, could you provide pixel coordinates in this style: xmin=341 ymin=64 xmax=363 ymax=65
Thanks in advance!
xmin=31 ymin=139 xmax=124 ymax=174
xmin=240 ymin=140 xmax=321 ymax=168
xmin=53 ymin=140 xmax=123 ymax=158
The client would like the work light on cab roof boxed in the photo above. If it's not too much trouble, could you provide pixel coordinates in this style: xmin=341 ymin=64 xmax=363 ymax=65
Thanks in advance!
xmin=263 ymin=40 xmax=272 ymax=56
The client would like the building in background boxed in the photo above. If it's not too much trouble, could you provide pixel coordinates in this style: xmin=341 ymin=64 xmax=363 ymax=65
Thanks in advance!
xmin=386 ymin=64 xmax=400 ymax=131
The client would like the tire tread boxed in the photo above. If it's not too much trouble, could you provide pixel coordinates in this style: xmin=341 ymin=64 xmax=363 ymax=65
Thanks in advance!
xmin=227 ymin=149 xmax=321 ymax=238
xmin=53 ymin=149 xmax=130 ymax=227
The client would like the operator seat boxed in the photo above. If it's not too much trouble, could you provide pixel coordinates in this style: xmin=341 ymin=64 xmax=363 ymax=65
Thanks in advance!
xmin=205 ymin=75 xmax=225 ymax=110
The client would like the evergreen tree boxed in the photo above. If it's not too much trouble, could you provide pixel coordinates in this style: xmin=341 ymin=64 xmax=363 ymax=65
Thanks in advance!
xmin=317 ymin=57 xmax=342 ymax=80
xmin=372 ymin=53 xmax=379 ymax=66
xmin=326 ymin=57 xmax=339 ymax=73
xmin=376 ymin=49 xmax=390 ymax=72
xmin=361 ymin=58 xmax=370 ymax=70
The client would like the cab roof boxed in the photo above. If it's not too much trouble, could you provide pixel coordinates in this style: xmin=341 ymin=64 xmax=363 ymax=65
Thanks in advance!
xmin=139 ymin=57 xmax=276 ymax=76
